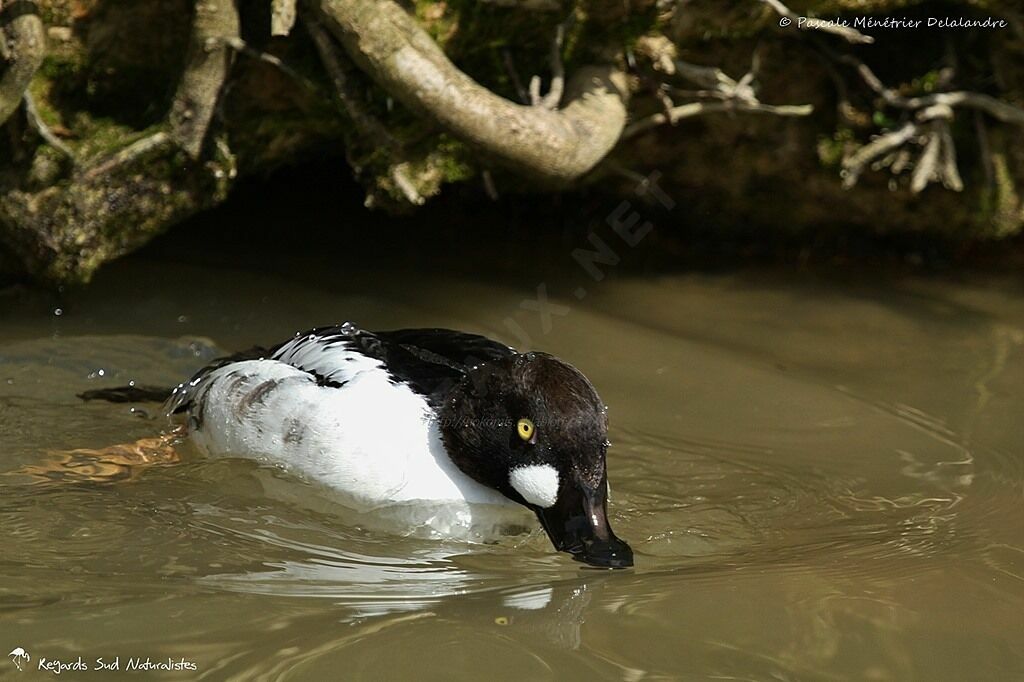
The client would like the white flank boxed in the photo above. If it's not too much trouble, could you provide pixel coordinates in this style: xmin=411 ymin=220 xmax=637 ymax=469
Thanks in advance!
xmin=509 ymin=464 xmax=560 ymax=508
xmin=186 ymin=358 xmax=513 ymax=512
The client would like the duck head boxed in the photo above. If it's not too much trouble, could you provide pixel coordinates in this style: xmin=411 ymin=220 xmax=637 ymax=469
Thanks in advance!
xmin=438 ymin=352 xmax=633 ymax=568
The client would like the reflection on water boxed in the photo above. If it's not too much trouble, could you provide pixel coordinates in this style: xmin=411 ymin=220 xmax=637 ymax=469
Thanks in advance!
xmin=1 ymin=260 xmax=1023 ymax=680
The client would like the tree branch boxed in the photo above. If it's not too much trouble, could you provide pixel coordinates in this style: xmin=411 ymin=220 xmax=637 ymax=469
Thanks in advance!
xmin=0 ymin=0 xmax=46 ymax=127
xmin=305 ymin=16 xmax=424 ymax=206
xmin=624 ymin=100 xmax=812 ymax=139
xmin=840 ymin=122 xmax=915 ymax=188
xmin=759 ymin=0 xmax=874 ymax=45
xmin=169 ymin=0 xmax=241 ymax=158
xmin=317 ymin=0 xmax=628 ymax=183
xmin=271 ymin=0 xmax=297 ymax=37
xmin=830 ymin=48 xmax=1024 ymax=192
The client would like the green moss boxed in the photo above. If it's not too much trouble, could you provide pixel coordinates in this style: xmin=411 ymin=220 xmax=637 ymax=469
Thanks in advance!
xmin=817 ymin=127 xmax=855 ymax=168
xmin=39 ymin=49 xmax=87 ymax=84
xmin=433 ymin=135 xmax=476 ymax=183
xmin=871 ymin=111 xmax=898 ymax=128
xmin=415 ymin=0 xmax=461 ymax=48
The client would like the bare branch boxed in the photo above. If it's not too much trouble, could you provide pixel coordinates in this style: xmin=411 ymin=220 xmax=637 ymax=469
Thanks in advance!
xmin=624 ymin=100 xmax=812 ymax=139
xmin=307 ymin=16 xmax=433 ymax=206
xmin=538 ymin=18 xmax=567 ymax=109
xmin=902 ymin=91 xmax=1024 ymax=126
xmin=937 ymin=120 xmax=963 ymax=192
xmin=911 ymin=125 xmax=942 ymax=193
xmin=317 ymin=0 xmax=628 ymax=183
xmin=837 ymin=52 xmax=1024 ymax=126
xmin=673 ymin=60 xmax=736 ymax=90
xmin=169 ymin=0 xmax=241 ymax=158
xmin=271 ymin=0 xmax=297 ymax=37
xmin=626 ymin=44 xmax=812 ymax=140
xmin=82 ymin=132 xmax=174 ymax=180
xmin=390 ymin=163 xmax=424 ymax=205
xmin=501 ymin=48 xmax=530 ymax=104
xmin=841 ymin=122 xmax=916 ymax=188
xmin=221 ymin=36 xmax=316 ymax=92
xmin=0 ymin=1 xmax=45 ymax=126
xmin=759 ymin=0 xmax=874 ymax=45
xmin=528 ymin=74 xmax=542 ymax=107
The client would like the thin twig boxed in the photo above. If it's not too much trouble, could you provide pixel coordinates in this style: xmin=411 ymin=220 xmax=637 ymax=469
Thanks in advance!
xmin=221 ymin=36 xmax=318 ymax=92
xmin=936 ymin=120 xmax=963 ymax=191
xmin=501 ymin=48 xmax=530 ymax=104
xmin=390 ymin=163 xmax=425 ymax=205
xmin=482 ymin=169 xmax=499 ymax=200
xmin=304 ymin=16 xmax=398 ymax=148
xmin=82 ymin=132 xmax=173 ymax=180
xmin=841 ymin=122 xmax=916 ymax=188
xmin=624 ymin=100 xmax=812 ymax=138
xmin=911 ymin=124 xmax=942 ymax=193
xmin=823 ymin=40 xmax=1024 ymax=192
xmin=539 ymin=18 xmax=568 ymax=109
xmin=23 ymin=91 xmax=75 ymax=160
xmin=837 ymin=51 xmax=1024 ymax=125
xmin=759 ymin=0 xmax=874 ymax=44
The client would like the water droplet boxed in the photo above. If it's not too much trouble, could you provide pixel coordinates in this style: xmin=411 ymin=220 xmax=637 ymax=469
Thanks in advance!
xmin=177 ymin=315 xmax=188 ymax=323
xmin=53 ymin=307 xmax=63 ymax=316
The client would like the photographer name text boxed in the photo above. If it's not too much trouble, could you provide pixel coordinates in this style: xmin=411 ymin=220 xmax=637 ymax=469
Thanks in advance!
xmin=795 ymin=16 xmax=1008 ymax=29
xmin=36 ymin=656 xmax=198 ymax=675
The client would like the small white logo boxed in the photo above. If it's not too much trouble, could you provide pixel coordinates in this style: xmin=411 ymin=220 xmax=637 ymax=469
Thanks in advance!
xmin=8 ymin=647 xmax=30 ymax=672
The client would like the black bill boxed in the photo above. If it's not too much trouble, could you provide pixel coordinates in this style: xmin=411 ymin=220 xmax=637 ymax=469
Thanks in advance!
xmin=536 ymin=473 xmax=633 ymax=569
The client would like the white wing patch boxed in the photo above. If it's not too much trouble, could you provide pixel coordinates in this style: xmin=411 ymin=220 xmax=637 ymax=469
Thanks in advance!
xmin=272 ymin=333 xmax=381 ymax=384
xmin=509 ymin=465 xmax=560 ymax=508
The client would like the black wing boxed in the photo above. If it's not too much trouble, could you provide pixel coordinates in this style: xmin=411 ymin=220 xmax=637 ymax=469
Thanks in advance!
xmin=271 ymin=324 xmax=514 ymax=406
xmin=372 ymin=328 xmax=514 ymax=370
xmin=165 ymin=324 xmax=515 ymax=416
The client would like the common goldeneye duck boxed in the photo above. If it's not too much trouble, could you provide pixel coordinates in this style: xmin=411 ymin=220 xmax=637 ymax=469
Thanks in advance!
xmin=165 ymin=323 xmax=633 ymax=569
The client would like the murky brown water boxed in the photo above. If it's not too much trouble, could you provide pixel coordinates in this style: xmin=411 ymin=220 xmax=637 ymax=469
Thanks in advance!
xmin=2 ymin=241 xmax=1023 ymax=679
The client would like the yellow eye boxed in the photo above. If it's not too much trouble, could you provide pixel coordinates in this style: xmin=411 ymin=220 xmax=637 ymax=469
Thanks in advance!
xmin=516 ymin=418 xmax=536 ymax=442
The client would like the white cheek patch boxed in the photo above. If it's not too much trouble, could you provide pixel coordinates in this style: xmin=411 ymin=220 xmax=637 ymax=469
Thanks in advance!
xmin=509 ymin=464 xmax=560 ymax=508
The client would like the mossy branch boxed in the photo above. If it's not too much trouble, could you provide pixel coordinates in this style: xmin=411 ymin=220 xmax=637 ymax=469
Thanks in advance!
xmin=0 ymin=0 xmax=45 ymax=126
xmin=169 ymin=0 xmax=241 ymax=159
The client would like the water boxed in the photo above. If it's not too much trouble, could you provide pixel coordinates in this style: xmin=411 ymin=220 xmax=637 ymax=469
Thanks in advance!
xmin=1 ymin=243 xmax=1023 ymax=679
